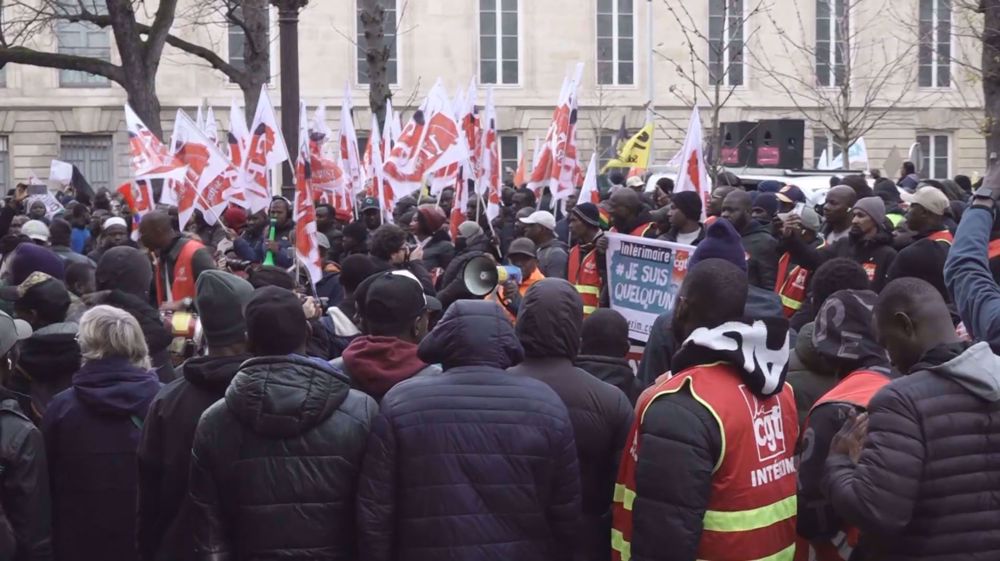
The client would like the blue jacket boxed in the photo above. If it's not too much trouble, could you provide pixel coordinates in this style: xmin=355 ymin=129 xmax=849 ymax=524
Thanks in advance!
xmin=357 ymin=301 xmax=583 ymax=561
xmin=42 ymin=358 xmax=161 ymax=561
xmin=944 ymin=206 xmax=1000 ymax=351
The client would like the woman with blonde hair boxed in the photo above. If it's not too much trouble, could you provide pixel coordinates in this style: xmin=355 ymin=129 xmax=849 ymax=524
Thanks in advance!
xmin=41 ymin=305 xmax=162 ymax=561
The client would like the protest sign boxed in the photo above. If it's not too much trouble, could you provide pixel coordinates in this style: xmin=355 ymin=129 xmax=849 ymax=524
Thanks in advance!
xmin=605 ymin=233 xmax=695 ymax=343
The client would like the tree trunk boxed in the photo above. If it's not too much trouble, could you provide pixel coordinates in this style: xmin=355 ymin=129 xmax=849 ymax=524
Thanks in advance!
xmin=241 ymin=0 xmax=271 ymax=121
xmin=984 ymin=0 xmax=1000 ymax=165
xmin=360 ymin=0 xmax=392 ymax=130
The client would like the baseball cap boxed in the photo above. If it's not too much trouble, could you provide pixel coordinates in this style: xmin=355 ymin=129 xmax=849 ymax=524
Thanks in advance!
xmin=0 ymin=311 xmax=31 ymax=356
xmin=519 ymin=210 xmax=557 ymax=231
xmin=361 ymin=197 xmax=380 ymax=212
xmin=0 ymin=271 xmax=71 ymax=317
xmin=626 ymin=176 xmax=645 ymax=189
xmin=22 ymin=220 xmax=49 ymax=242
xmin=911 ymin=186 xmax=950 ymax=216
xmin=507 ymin=238 xmax=537 ymax=258
xmin=103 ymin=217 xmax=128 ymax=231
xmin=776 ymin=184 xmax=806 ymax=205
xmin=363 ymin=270 xmax=442 ymax=327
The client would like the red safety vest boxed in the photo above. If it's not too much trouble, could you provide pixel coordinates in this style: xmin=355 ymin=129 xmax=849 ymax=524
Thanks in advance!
xmin=613 ymin=364 xmax=798 ymax=561
xmin=155 ymin=239 xmax=205 ymax=306
xmin=775 ymin=243 xmax=824 ymax=318
xmin=568 ymin=244 xmax=601 ymax=317
xmin=612 ymin=222 xmax=656 ymax=238
xmin=928 ymin=230 xmax=954 ymax=244
xmin=990 ymin=239 xmax=1000 ymax=260
xmin=797 ymin=369 xmax=892 ymax=561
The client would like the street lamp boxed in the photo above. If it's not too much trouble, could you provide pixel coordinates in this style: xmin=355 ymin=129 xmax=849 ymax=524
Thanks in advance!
xmin=271 ymin=0 xmax=309 ymax=197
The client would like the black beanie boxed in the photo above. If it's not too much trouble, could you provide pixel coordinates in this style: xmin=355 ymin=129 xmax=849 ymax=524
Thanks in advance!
xmin=671 ymin=191 xmax=703 ymax=221
xmin=245 ymin=286 xmax=308 ymax=355
xmin=196 ymin=270 xmax=254 ymax=347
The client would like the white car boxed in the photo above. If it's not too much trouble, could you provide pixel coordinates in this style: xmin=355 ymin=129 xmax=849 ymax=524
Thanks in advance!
xmin=644 ymin=166 xmax=849 ymax=208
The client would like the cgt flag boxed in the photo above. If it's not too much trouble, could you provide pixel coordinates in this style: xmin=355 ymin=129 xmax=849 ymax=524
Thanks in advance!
xmin=602 ymin=122 xmax=654 ymax=172
xmin=125 ymin=104 xmax=187 ymax=183
xmin=674 ymin=107 xmax=710 ymax=220
xmin=294 ymin=101 xmax=322 ymax=287
xmin=479 ymin=87 xmax=502 ymax=223
xmin=167 ymin=110 xmax=242 ymax=229
xmin=244 ymin=87 xmax=290 ymax=213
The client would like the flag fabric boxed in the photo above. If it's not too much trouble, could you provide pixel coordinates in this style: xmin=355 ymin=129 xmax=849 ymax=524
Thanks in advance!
xmin=228 ymin=99 xmax=251 ymax=167
xmin=384 ymin=98 xmax=402 ymax=147
xmin=512 ymin=152 xmax=526 ymax=187
xmin=674 ymin=107 xmax=710 ymax=220
xmin=613 ymin=116 xmax=629 ymax=153
xmin=479 ymin=87 xmax=502 ymax=223
xmin=204 ymin=106 xmax=219 ymax=144
xmin=244 ymin=87 xmax=289 ymax=213
xmin=50 ymin=159 xmax=96 ymax=206
xmin=429 ymin=87 xmax=467 ymax=195
xmin=384 ymin=79 xmax=470 ymax=200
xmin=339 ymin=82 xmax=366 ymax=201
xmin=528 ymin=63 xmax=584 ymax=202
xmin=309 ymin=105 xmax=348 ymax=203
xmin=602 ymin=122 xmax=654 ymax=172
xmin=294 ymin=101 xmax=323 ymax=287
xmin=462 ymin=78 xmax=482 ymax=193
xmin=195 ymin=104 xmax=205 ymax=132
xmin=168 ymin=110 xmax=241 ymax=229
xmin=117 ymin=179 xmax=156 ymax=239
xmin=578 ymin=153 xmax=601 ymax=206
xmin=364 ymin=114 xmax=394 ymax=223
xmin=125 ymin=104 xmax=188 ymax=182
xmin=449 ymin=176 xmax=470 ymax=241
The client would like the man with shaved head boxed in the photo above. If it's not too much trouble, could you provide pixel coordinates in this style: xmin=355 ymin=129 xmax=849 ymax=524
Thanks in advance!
xmin=822 ymin=185 xmax=857 ymax=244
xmin=139 ymin=210 xmax=216 ymax=309
xmin=824 ymin=277 xmax=1000 ymax=560
xmin=722 ymin=189 xmax=779 ymax=290
xmin=608 ymin=188 xmax=655 ymax=238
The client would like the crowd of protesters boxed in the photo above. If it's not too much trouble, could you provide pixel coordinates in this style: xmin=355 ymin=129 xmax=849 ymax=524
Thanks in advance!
xmin=0 ymin=161 xmax=994 ymax=561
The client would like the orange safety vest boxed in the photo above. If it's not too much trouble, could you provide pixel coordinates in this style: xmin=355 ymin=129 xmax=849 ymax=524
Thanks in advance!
xmin=155 ymin=239 xmax=205 ymax=306
xmin=774 ymin=242 xmax=824 ymax=319
xmin=613 ymin=222 xmax=656 ymax=238
xmin=928 ymin=230 xmax=954 ymax=244
xmin=568 ymin=244 xmax=601 ymax=317
xmin=989 ymin=239 xmax=1000 ymax=260
xmin=797 ymin=369 xmax=892 ymax=561
xmin=613 ymin=364 xmax=798 ymax=561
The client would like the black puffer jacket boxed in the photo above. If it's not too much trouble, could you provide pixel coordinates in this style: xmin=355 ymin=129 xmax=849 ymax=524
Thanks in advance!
xmin=137 ymin=354 xmax=251 ymax=561
xmin=358 ymin=300 xmax=582 ymax=561
xmin=509 ymin=280 xmax=633 ymax=561
xmin=824 ymin=342 xmax=1000 ymax=560
xmin=0 ymin=395 xmax=51 ymax=561
xmin=189 ymin=355 xmax=377 ymax=560
xmin=786 ymin=229 xmax=898 ymax=292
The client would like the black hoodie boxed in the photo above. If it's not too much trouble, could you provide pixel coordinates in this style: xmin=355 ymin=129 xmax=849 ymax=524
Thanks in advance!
xmin=189 ymin=355 xmax=377 ymax=559
xmin=13 ymin=322 xmax=80 ymax=424
xmin=629 ymin=317 xmax=791 ymax=561
xmin=137 ymin=354 xmax=251 ymax=561
xmin=787 ymin=229 xmax=898 ymax=292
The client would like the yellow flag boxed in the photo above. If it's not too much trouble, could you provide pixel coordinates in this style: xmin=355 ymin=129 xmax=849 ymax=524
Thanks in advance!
xmin=601 ymin=123 xmax=654 ymax=172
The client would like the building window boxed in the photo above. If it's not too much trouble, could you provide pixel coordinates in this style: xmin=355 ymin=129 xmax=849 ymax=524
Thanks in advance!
xmin=597 ymin=0 xmax=634 ymax=85
xmin=709 ymin=0 xmax=744 ymax=86
xmin=919 ymin=0 xmax=951 ymax=88
xmin=60 ymin=135 xmax=113 ymax=191
xmin=480 ymin=0 xmax=518 ymax=85
xmin=57 ymin=1 xmax=110 ymax=87
xmin=499 ymin=134 xmax=520 ymax=182
xmin=228 ymin=6 xmax=271 ymax=76
xmin=0 ymin=137 xmax=9 ymax=193
xmin=917 ymin=134 xmax=950 ymax=178
xmin=816 ymin=0 xmax=847 ymax=87
xmin=357 ymin=0 xmax=398 ymax=85
xmin=812 ymin=135 xmax=842 ymax=168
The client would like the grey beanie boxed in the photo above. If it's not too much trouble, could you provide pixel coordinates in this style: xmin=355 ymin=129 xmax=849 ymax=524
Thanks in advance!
xmin=195 ymin=270 xmax=255 ymax=347
xmin=458 ymin=221 xmax=483 ymax=238
xmin=852 ymin=197 xmax=886 ymax=230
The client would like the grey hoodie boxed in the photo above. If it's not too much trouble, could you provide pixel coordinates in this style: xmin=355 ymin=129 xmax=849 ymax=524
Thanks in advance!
xmin=925 ymin=341 xmax=1000 ymax=402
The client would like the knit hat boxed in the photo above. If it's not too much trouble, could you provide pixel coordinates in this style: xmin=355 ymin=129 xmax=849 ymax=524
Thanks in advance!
xmin=96 ymin=246 xmax=153 ymax=299
xmin=8 ymin=243 xmax=65 ymax=285
xmin=852 ymin=197 xmax=886 ymax=228
xmin=911 ymin=186 xmax=950 ymax=216
xmin=800 ymin=206 xmax=822 ymax=233
xmin=416 ymin=205 xmax=447 ymax=233
xmin=222 ymin=205 xmax=249 ymax=231
xmin=671 ymin=191 xmax=702 ymax=221
xmin=195 ymin=270 xmax=254 ymax=347
xmin=753 ymin=192 xmax=779 ymax=218
xmin=688 ymin=219 xmax=747 ymax=273
xmin=245 ymin=286 xmax=308 ymax=355
xmin=458 ymin=221 xmax=483 ymax=238
xmin=572 ymin=203 xmax=602 ymax=228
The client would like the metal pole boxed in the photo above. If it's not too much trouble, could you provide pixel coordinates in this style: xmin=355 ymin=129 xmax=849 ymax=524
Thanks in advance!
xmin=275 ymin=0 xmax=307 ymax=199
xmin=647 ymin=0 xmax=654 ymax=123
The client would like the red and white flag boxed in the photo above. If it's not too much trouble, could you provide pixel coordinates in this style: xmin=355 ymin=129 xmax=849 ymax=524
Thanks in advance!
xmin=166 ymin=110 xmax=241 ymax=229
xmin=309 ymin=105 xmax=347 ymax=202
xmin=428 ymin=86 xmax=468 ymax=195
xmin=384 ymin=80 xmax=470 ymax=200
xmin=384 ymin=99 xmax=402 ymax=148
xmin=578 ymin=153 xmax=601 ymax=206
xmin=244 ymin=87 xmax=289 ymax=213
xmin=339 ymin=83 xmax=366 ymax=200
xmin=228 ymin=99 xmax=250 ymax=167
xmin=479 ymin=87 xmax=502 ymax=223
xmin=204 ymin=106 xmax=219 ymax=145
xmin=462 ymin=78 xmax=482 ymax=192
xmin=449 ymin=171 xmax=470 ymax=240
xmin=364 ymin=115 xmax=394 ymax=222
xmin=528 ymin=63 xmax=584 ymax=202
xmin=674 ymin=107 xmax=710 ymax=220
xmin=125 ymin=104 xmax=187 ymax=182
xmin=295 ymin=101 xmax=323 ymax=287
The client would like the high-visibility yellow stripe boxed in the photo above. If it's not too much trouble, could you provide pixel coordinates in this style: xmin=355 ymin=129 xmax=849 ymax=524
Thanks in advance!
xmin=702 ymin=494 xmax=796 ymax=533
xmin=613 ymin=483 xmax=636 ymax=511
xmin=583 ymin=305 xmax=598 ymax=314
xmin=698 ymin=542 xmax=795 ymax=561
xmin=779 ymin=294 xmax=802 ymax=311
xmin=575 ymin=284 xmax=601 ymax=295
xmin=611 ymin=528 xmax=631 ymax=561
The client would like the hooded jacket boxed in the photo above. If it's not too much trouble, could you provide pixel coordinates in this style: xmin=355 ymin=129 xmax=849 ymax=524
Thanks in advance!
xmin=536 ymin=237 xmax=569 ymax=280
xmin=358 ymin=300 xmax=583 ymax=561
xmin=136 ymin=353 xmax=251 ymax=561
xmin=824 ymin=342 xmax=1000 ymax=560
xmin=41 ymin=358 xmax=162 ymax=561
xmin=785 ymin=322 xmax=837 ymax=425
xmin=886 ymin=228 xmax=953 ymax=301
xmin=575 ymin=354 xmax=641 ymax=404
xmin=14 ymin=323 xmax=81 ymax=424
xmin=189 ymin=355 xmax=376 ymax=560
xmin=625 ymin=317 xmax=792 ymax=561
xmin=0 ymin=394 xmax=52 ymax=561
xmin=787 ymin=229 xmax=898 ymax=292
xmin=418 ymin=229 xmax=455 ymax=272
xmin=508 ymin=280 xmax=633 ymax=561
xmin=332 ymin=336 xmax=441 ymax=401
xmin=739 ymin=220 xmax=780 ymax=290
